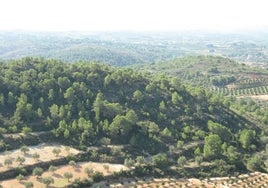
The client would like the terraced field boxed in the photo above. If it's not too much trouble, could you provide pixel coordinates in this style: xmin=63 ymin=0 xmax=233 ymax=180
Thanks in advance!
xmin=209 ymin=76 xmax=268 ymax=96
xmin=98 ymin=172 xmax=268 ymax=188
xmin=0 ymin=144 xmax=81 ymax=172
xmin=0 ymin=144 xmax=128 ymax=188
xmin=1 ymin=162 xmax=127 ymax=188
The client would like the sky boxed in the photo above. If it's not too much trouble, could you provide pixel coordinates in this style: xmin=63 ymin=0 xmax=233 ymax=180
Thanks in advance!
xmin=0 ymin=0 xmax=267 ymax=31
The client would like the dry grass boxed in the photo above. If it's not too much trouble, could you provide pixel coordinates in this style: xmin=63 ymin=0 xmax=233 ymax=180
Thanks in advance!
xmin=0 ymin=144 xmax=80 ymax=172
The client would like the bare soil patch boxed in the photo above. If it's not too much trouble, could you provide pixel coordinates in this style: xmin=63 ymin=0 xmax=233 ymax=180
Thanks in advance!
xmin=0 ymin=143 xmax=80 ymax=172
xmin=249 ymin=94 xmax=268 ymax=100
xmin=237 ymin=94 xmax=268 ymax=101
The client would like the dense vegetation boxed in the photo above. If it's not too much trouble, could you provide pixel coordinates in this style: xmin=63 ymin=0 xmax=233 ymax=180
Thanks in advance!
xmin=1 ymin=57 xmax=268 ymax=178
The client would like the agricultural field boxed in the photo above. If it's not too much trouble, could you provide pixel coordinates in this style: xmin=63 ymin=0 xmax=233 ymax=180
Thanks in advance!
xmin=0 ymin=144 xmax=128 ymax=188
xmin=0 ymin=144 xmax=81 ymax=172
xmin=98 ymin=172 xmax=268 ymax=188
xmin=0 ymin=161 xmax=127 ymax=188
xmin=212 ymin=77 xmax=268 ymax=97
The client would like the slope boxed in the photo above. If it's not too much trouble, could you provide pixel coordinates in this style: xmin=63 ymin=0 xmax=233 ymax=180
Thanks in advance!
xmin=0 ymin=57 xmax=266 ymax=177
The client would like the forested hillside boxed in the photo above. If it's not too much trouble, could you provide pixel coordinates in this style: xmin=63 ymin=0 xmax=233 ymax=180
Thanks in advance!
xmin=134 ymin=55 xmax=268 ymax=96
xmin=0 ymin=57 xmax=268 ymax=179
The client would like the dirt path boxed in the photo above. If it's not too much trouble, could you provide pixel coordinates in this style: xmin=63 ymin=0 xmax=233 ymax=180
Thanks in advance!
xmin=237 ymin=94 xmax=268 ymax=100
xmin=250 ymin=94 xmax=268 ymax=100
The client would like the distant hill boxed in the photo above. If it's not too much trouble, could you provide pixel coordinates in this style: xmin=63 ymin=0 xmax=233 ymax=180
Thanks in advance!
xmin=133 ymin=55 xmax=268 ymax=96
xmin=1 ymin=31 xmax=268 ymax=66
xmin=0 ymin=31 xmax=185 ymax=66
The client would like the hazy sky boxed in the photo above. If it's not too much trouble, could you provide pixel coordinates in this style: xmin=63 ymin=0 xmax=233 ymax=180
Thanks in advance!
xmin=0 ymin=0 xmax=267 ymax=31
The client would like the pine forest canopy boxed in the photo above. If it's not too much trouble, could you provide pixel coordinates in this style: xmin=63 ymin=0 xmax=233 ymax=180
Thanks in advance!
xmin=0 ymin=57 xmax=268 ymax=176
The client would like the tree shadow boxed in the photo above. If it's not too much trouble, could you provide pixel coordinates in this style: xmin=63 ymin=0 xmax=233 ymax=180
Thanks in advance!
xmin=52 ymin=173 xmax=63 ymax=178
xmin=24 ymin=153 xmax=32 ymax=158
xmin=75 ymin=168 xmax=81 ymax=173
